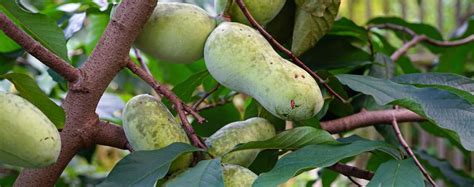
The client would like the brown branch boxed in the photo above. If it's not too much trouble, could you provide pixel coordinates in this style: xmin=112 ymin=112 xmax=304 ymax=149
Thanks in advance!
xmin=369 ymin=23 xmax=474 ymax=61
xmin=14 ymin=0 xmax=158 ymax=186
xmin=94 ymin=121 xmax=129 ymax=150
xmin=390 ymin=109 xmax=436 ymax=186
xmin=0 ymin=13 xmax=79 ymax=82
xmin=234 ymin=0 xmax=347 ymax=103
xmin=391 ymin=35 xmax=427 ymax=61
xmin=320 ymin=108 xmax=424 ymax=134
xmin=127 ymin=61 xmax=207 ymax=149
xmin=328 ymin=163 xmax=374 ymax=180
xmin=132 ymin=48 xmax=159 ymax=97
xmin=192 ymin=84 xmax=221 ymax=110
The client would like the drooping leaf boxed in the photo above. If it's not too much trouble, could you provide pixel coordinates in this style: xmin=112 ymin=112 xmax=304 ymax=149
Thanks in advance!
xmin=98 ymin=143 xmax=199 ymax=187
xmin=232 ymin=127 xmax=338 ymax=151
xmin=164 ymin=159 xmax=224 ymax=187
xmin=0 ymin=73 xmax=65 ymax=128
xmin=292 ymin=0 xmax=341 ymax=56
xmin=393 ymin=73 xmax=474 ymax=104
xmin=367 ymin=159 xmax=424 ymax=187
xmin=415 ymin=150 xmax=474 ymax=187
xmin=253 ymin=138 xmax=400 ymax=187
xmin=265 ymin=0 xmax=296 ymax=44
xmin=418 ymin=122 xmax=468 ymax=154
xmin=0 ymin=0 xmax=69 ymax=61
xmin=336 ymin=74 xmax=474 ymax=151
xmin=172 ymin=70 xmax=209 ymax=103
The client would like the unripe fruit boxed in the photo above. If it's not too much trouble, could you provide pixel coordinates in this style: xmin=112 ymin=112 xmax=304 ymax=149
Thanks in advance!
xmin=204 ymin=22 xmax=324 ymax=121
xmin=0 ymin=93 xmax=61 ymax=168
xmin=135 ymin=2 xmax=216 ymax=64
xmin=215 ymin=0 xmax=286 ymax=26
xmin=122 ymin=94 xmax=192 ymax=172
xmin=205 ymin=117 xmax=276 ymax=167
xmin=223 ymin=164 xmax=258 ymax=187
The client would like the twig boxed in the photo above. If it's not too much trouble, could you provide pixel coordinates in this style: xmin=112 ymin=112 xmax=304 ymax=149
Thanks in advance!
xmin=132 ymin=48 xmax=159 ymax=97
xmin=328 ymin=163 xmax=374 ymax=180
xmin=369 ymin=23 xmax=474 ymax=61
xmin=346 ymin=175 xmax=362 ymax=187
xmin=390 ymin=35 xmax=427 ymax=61
xmin=192 ymin=84 xmax=221 ymax=110
xmin=390 ymin=107 xmax=436 ymax=186
xmin=234 ymin=0 xmax=347 ymax=103
xmin=320 ymin=108 xmax=424 ymax=134
xmin=0 ymin=13 xmax=79 ymax=82
xmin=127 ymin=61 xmax=207 ymax=149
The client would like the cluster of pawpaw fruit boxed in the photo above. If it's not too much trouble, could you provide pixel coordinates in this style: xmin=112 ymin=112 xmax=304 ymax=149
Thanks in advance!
xmin=127 ymin=1 xmax=326 ymax=186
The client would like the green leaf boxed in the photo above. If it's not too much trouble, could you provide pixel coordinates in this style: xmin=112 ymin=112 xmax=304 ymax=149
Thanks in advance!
xmin=164 ymin=159 xmax=224 ymax=187
xmin=98 ymin=143 xmax=200 ymax=187
xmin=367 ymin=159 xmax=424 ymax=187
xmin=393 ymin=73 xmax=474 ymax=104
xmin=0 ymin=31 xmax=20 ymax=52
xmin=265 ymin=0 xmax=296 ymax=44
xmin=233 ymin=127 xmax=338 ymax=151
xmin=336 ymin=74 xmax=474 ymax=151
xmin=0 ymin=0 xmax=69 ymax=61
xmin=300 ymin=35 xmax=371 ymax=70
xmin=248 ymin=150 xmax=279 ymax=174
xmin=0 ymin=73 xmax=64 ymax=128
xmin=415 ymin=150 xmax=474 ymax=187
xmin=84 ymin=11 xmax=109 ymax=55
xmin=253 ymin=138 xmax=400 ymax=186
xmin=172 ymin=70 xmax=209 ymax=103
xmin=419 ymin=122 xmax=468 ymax=154
xmin=193 ymin=103 xmax=241 ymax=137
xmin=292 ymin=0 xmax=341 ymax=56
xmin=330 ymin=17 xmax=368 ymax=43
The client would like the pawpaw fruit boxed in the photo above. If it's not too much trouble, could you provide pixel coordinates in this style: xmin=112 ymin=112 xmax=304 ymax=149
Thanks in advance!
xmin=135 ymin=2 xmax=216 ymax=64
xmin=122 ymin=94 xmax=192 ymax=172
xmin=0 ymin=93 xmax=61 ymax=168
xmin=215 ymin=0 xmax=286 ymax=26
xmin=204 ymin=22 xmax=324 ymax=121
xmin=205 ymin=117 xmax=276 ymax=167
xmin=223 ymin=164 xmax=258 ymax=187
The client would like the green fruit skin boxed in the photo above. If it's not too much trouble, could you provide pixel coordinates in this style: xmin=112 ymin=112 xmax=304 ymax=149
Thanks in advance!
xmin=205 ymin=117 xmax=276 ymax=167
xmin=204 ymin=22 xmax=324 ymax=121
xmin=123 ymin=94 xmax=192 ymax=172
xmin=135 ymin=2 xmax=216 ymax=64
xmin=223 ymin=164 xmax=258 ymax=187
xmin=215 ymin=0 xmax=286 ymax=26
xmin=0 ymin=93 xmax=61 ymax=168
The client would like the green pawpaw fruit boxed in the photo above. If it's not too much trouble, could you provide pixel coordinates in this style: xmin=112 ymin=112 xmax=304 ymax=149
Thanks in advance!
xmin=205 ymin=117 xmax=276 ymax=167
xmin=223 ymin=164 xmax=258 ymax=187
xmin=135 ymin=2 xmax=216 ymax=64
xmin=204 ymin=22 xmax=324 ymax=121
xmin=123 ymin=94 xmax=192 ymax=172
xmin=0 ymin=93 xmax=61 ymax=168
xmin=215 ymin=0 xmax=286 ymax=26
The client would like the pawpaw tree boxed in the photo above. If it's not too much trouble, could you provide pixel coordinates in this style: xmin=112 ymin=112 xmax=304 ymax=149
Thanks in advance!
xmin=0 ymin=0 xmax=473 ymax=186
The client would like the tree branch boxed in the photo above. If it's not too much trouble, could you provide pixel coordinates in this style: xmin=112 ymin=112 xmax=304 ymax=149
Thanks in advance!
xmin=14 ymin=0 xmax=158 ymax=186
xmin=94 ymin=121 xmax=129 ymax=150
xmin=234 ymin=0 xmax=347 ymax=103
xmin=390 ymin=108 xmax=436 ymax=186
xmin=192 ymin=83 xmax=221 ymax=110
xmin=369 ymin=23 xmax=474 ymax=61
xmin=127 ymin=61 xmax=207 ymax=149
xmin=0 ymin=13 xmax=79 ymax=82
xmin=328 ymin=163 xmax=374 ymax=180
xmin=320 ymin=108 xmax=424 ymax=134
